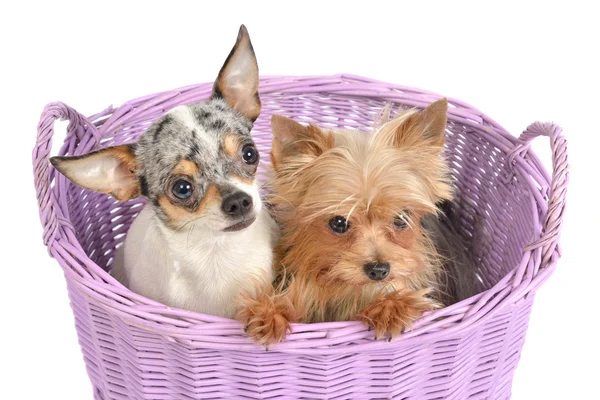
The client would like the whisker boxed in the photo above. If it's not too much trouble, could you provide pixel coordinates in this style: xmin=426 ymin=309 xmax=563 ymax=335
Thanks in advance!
xmin=267 ymin=193 xmax=295 ymax=209
xmin=186 ymin=223 xmax=195 ymax=253
xmin=165 ymin=214 xmax=208 ymax=244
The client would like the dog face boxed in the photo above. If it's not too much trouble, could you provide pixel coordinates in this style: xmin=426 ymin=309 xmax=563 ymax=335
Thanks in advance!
xmin=270 ymin=99 xmax=453 ymax=290
xmin=51 ymin=25 xmax=263 ymax=232
xmin=136 ymin=100 xmax=262 ymax=232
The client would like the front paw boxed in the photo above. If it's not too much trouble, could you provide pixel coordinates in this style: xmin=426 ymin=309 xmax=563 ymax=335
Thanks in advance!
xmin=358 ymin=289 xmax=439 ymax=340
xmin=237 ymin=293 xmax=294 ymax=347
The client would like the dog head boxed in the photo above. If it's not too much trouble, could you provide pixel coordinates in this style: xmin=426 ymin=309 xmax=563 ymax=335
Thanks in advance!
xmin=270 ymin=99 xmax=452 ymax=290
xmin=51 ymin=25 xmax=263 ymax=233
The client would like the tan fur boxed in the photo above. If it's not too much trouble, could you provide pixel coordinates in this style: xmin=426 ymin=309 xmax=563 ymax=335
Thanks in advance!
xmin=237 ymin=284 xmax=297 ymax=347
xmin=239 ymin=99 xmax=452 ymax=345
xmin=158 ymin=185 xmax=221 ymax=226
xmin=358 ymin=289 xmax=437 ymax=339
xmin=106 ymin=146 xmax=141 ymax=201
xmin=223 ymin=134 xmax=241 ymax=158
xmin=106 ymin=145 xmax=138 ymax=168
xmin=173 ymin=159 xmax=199 ymax=177
xmin=50 ymin=145 xmax=140 ymax=201
xmin=230 ymin=174 xmax=255 ymax=186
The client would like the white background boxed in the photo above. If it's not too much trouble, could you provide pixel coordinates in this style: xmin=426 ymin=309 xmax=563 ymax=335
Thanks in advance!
xmin=1 ymin=1 xmax=598 ymax=399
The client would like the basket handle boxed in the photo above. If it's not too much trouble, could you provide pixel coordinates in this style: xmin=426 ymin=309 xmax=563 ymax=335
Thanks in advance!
xmin=513 ymin=122 xmax=569 ymax=265
xmin=33 ymin=102 xmax=101 ymax=249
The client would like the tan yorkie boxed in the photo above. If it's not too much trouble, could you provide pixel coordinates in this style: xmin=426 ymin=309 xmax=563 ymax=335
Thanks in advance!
xmin=239 ymin=98 xmax=473 ymax=345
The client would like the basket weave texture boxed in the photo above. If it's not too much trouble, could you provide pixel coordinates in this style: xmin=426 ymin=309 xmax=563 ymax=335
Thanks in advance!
xmin=33 ymin=75 xmax=568 ymax=400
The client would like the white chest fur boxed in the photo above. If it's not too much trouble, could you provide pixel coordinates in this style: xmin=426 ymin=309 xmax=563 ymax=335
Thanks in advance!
xmin=111 ymin=206 xmax=276 ymax=318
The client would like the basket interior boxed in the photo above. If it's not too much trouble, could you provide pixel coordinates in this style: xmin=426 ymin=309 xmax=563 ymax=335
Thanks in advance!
xmin=64 ymin=90 xmax=536 ymax=297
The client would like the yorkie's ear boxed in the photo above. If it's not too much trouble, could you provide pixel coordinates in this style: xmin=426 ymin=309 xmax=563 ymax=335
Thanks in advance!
xmin=270 ymin=115 xmax=332 ymax=170
xmin=271 ymin=114 xmax=308 ymax=163
xmin=212 ymin=25 xmax=261 ymax=122
xmin=50 ymin=145 xmax=140 ymax=201
xmin=395 ymin=98 xmax=448 ymax=148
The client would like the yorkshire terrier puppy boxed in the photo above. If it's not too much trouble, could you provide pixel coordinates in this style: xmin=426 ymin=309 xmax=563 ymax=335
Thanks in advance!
xmin=240 ymin=98 xmax=469 ymax=345
xmin=51 ymin=26 xmax=277 ymax=318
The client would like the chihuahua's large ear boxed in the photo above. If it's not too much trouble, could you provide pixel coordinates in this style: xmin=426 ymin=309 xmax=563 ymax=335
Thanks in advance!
xmin=50 ymin=145 xmax=140 ymax=201
xmin=394 ymin=98 xmax=448 ymax=148
xmin=212 ymin=25 xmax=260 ymax=122
xmin=271 ymin=115 xmax=332 ymax=170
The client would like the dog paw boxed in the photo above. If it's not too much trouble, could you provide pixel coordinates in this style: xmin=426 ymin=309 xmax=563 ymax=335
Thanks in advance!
xmin=358 ymin=289 xmax=439 ymax=340
xmin=237 ymin=292 xmax=294 ymax=347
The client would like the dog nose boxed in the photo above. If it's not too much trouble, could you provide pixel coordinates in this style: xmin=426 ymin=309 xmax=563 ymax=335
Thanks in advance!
xmin=221 ymin=192 xmax=253 ymax=218
xmin=363 ymin=262 xmax=390 ymax=281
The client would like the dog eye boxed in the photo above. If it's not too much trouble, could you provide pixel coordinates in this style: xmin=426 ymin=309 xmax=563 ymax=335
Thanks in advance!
xmin=329 ymin=216 xmax=350 ymax=234
xmin=172 ymin=179 xmax=193 ymax=200
xmin=392 ymin=212 xmax=410 ymax=230
xmin=242 ymin=144 xmax=259 ymax=164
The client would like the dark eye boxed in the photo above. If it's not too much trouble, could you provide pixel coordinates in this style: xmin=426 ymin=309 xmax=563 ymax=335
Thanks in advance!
xmin=242 ymin=144 xmax=259 ymax=164
xmin=172 ymin=179 xmax=193 ymax=200
xmin=329 ymin=216 xmax=350 ymax=234
xmin=393 ymin=212 xmax=410 ymax=230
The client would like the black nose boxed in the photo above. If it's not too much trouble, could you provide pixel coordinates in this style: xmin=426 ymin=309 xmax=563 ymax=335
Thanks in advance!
xmin=221 ymin=192 xmax=253 ymax=218
xmin=363 ymin=262 xmax=390 ymax=281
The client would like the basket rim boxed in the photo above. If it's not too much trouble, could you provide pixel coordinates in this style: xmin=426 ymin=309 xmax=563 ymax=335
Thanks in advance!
xmin=35 ymin=74 xmax=565 ymax=354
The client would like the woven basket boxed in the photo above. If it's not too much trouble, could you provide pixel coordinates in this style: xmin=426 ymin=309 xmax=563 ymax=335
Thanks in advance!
xmin=33 ymin=74 xmax=568 ymax=400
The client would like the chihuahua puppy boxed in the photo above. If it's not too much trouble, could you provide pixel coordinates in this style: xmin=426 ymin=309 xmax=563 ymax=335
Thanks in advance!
xmin=240 ymin=99 xmax=464 ymax=345
xmin=51 ymin=25 xmax=276 ymax=318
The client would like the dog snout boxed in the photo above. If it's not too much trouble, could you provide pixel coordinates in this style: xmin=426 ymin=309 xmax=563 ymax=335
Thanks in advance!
xmin=363 ymin=261 xmax=390 ymax=281
xmin=221 ymin=191 xmax=253 ymax=218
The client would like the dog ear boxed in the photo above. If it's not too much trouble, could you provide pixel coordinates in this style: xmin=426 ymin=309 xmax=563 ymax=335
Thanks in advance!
xmin=50 ymin=145 xmax=141 ymax=201
xmin=271 ymin=115 xmax=332 ymax=170
xmin=212 ymin=25 xmax=261 ymax=122
xmin=394 ymin=98 xmax=448 ymax=148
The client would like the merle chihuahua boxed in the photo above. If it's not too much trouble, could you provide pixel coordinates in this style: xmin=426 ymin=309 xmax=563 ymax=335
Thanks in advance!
xmin=51 ymin=25 xmax=276 ymax=318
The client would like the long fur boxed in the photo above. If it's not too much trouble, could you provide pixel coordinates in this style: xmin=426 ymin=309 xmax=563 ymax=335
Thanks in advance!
xmin=239 ymin=99 xmax=475 ymax=345
xmin=422 ymin=202 xmax=480 ymax=304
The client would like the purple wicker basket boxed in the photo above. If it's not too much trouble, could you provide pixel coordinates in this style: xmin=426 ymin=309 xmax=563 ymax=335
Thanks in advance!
xmin=33 ymin=74 xmax=568 ymax=400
